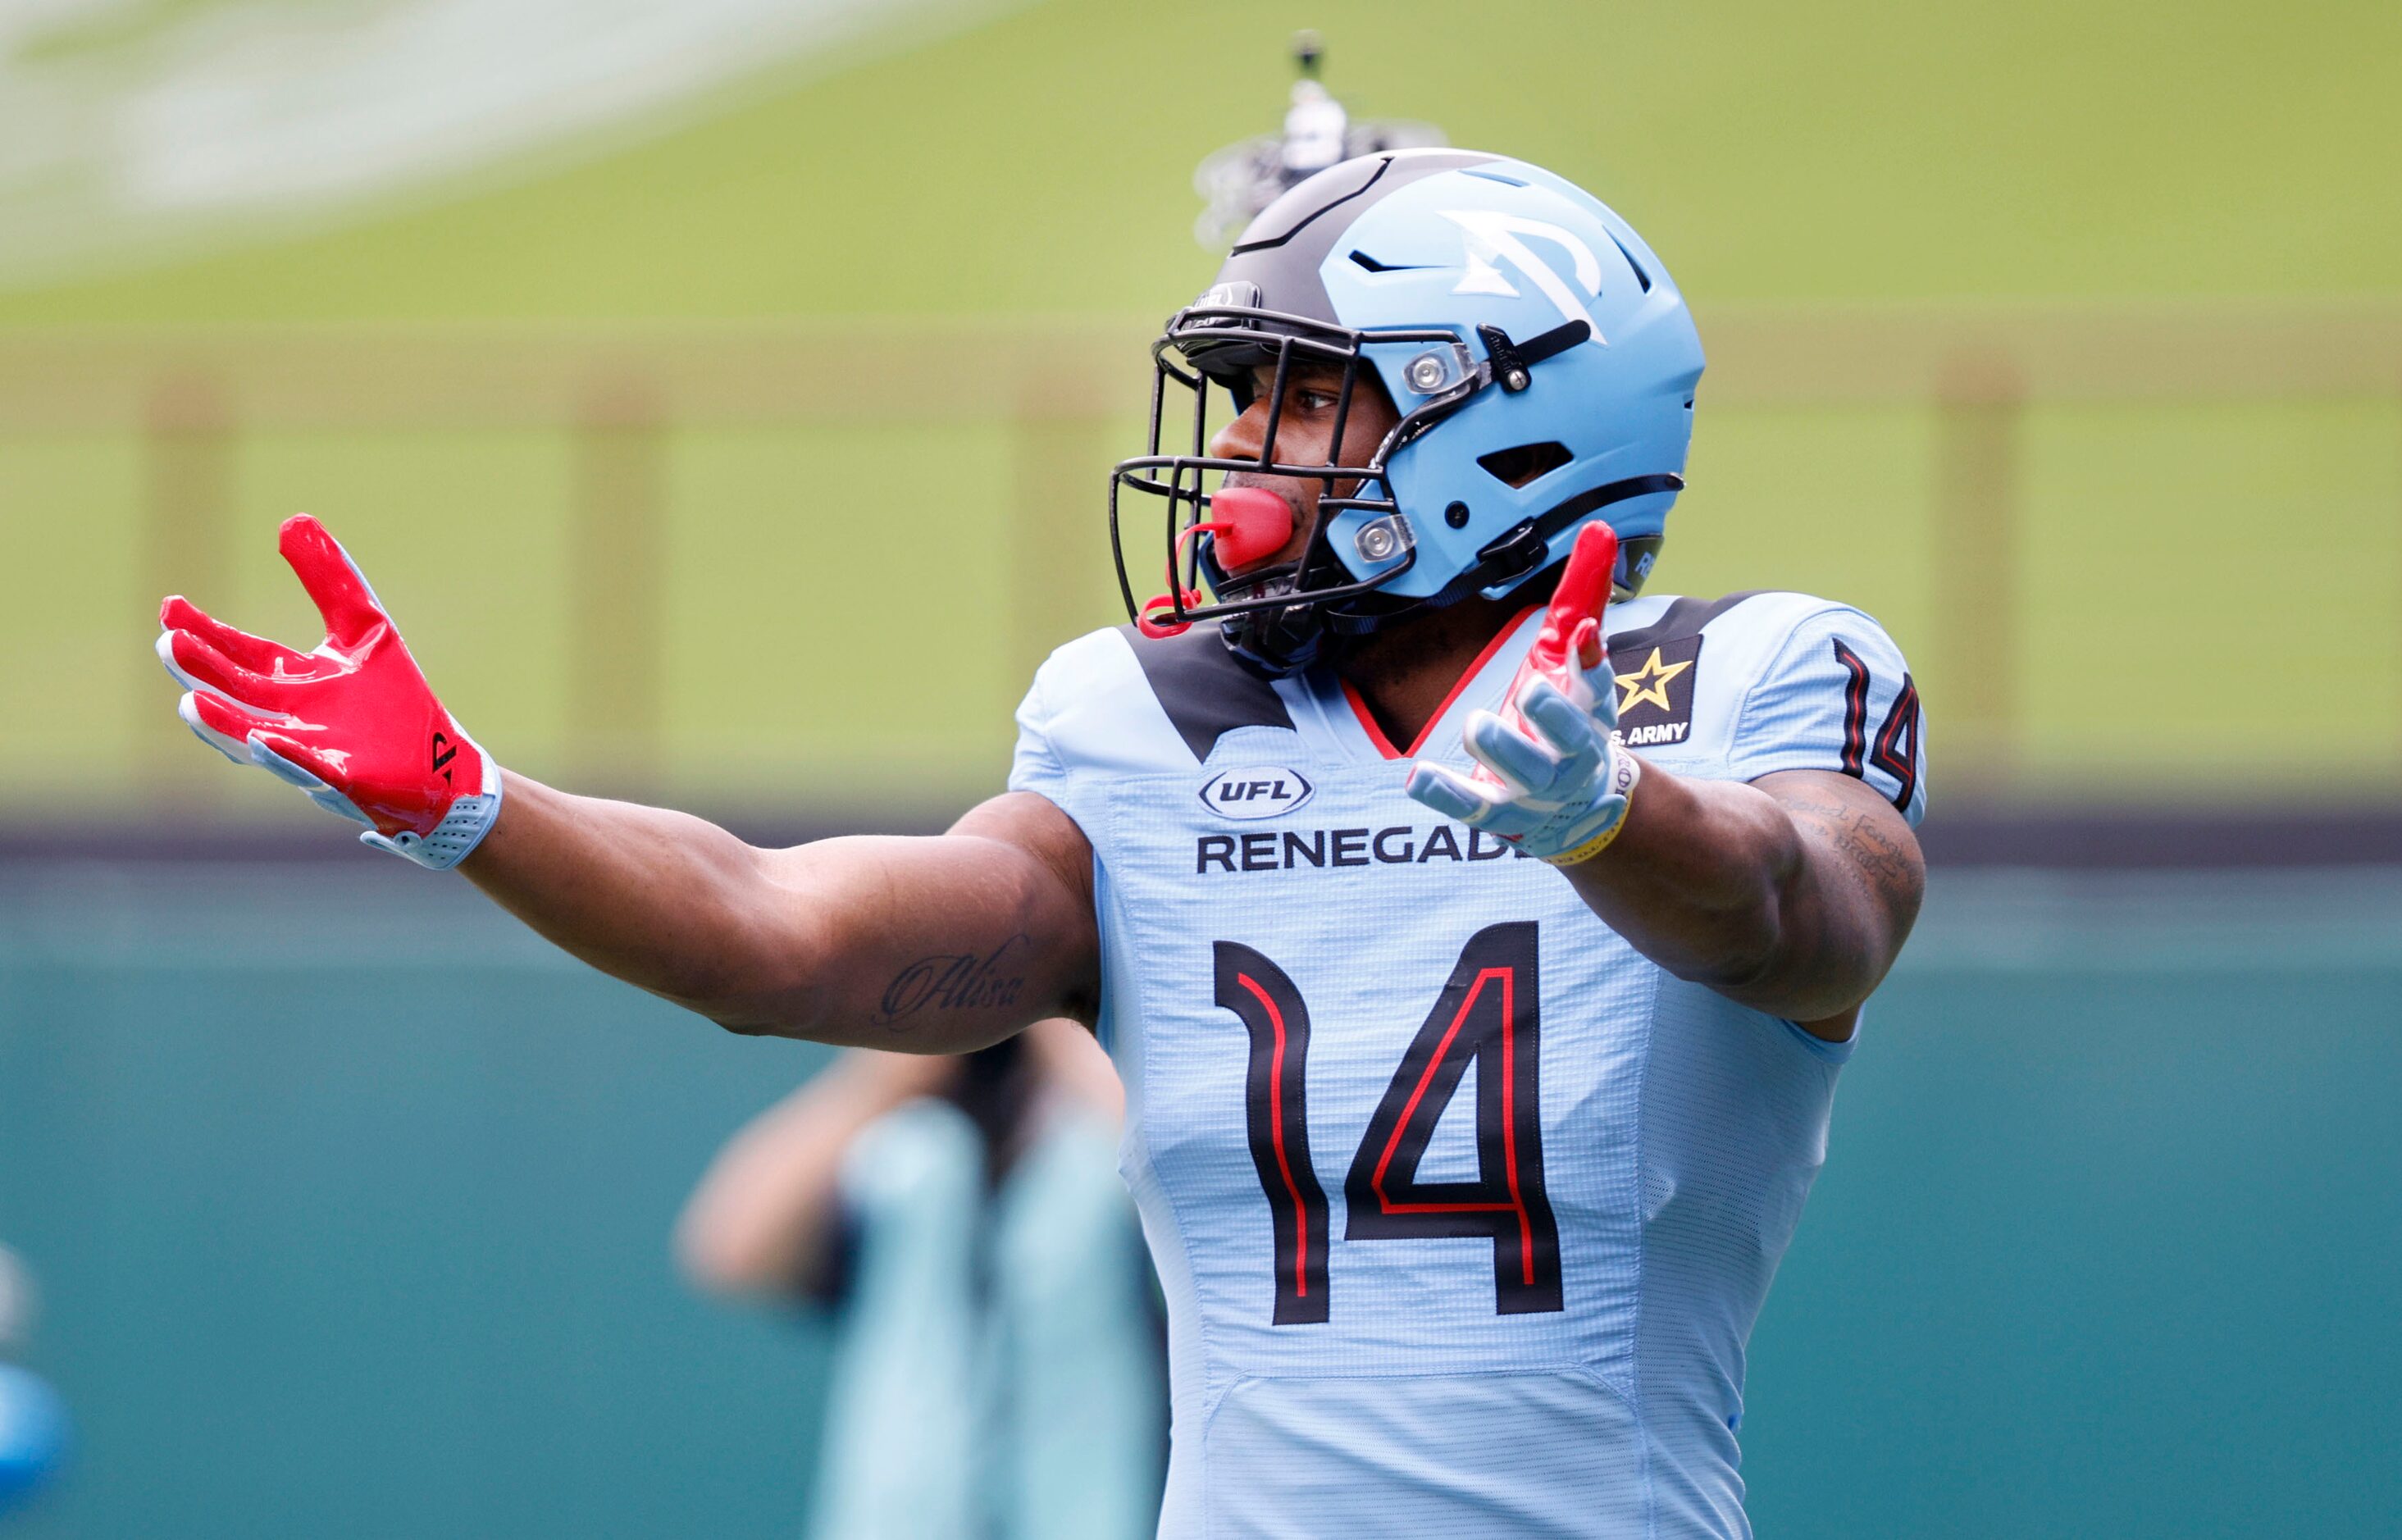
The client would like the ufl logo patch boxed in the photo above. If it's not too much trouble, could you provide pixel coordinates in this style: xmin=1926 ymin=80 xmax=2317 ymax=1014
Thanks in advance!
xmin=1198 ymin=766 xmax=1315 ymax=821
xmin=1609 ymin=635 xmax=1702 ymax=748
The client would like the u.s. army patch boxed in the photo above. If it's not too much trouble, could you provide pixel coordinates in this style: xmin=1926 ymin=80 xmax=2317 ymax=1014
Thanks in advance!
xmin=1609 ymin=635 xmax=1702 ymax=749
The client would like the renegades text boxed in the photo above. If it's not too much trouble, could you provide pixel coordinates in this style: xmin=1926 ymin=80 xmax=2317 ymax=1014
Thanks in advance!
xmin=1196 ymin=824 xmax=1525 ymax=874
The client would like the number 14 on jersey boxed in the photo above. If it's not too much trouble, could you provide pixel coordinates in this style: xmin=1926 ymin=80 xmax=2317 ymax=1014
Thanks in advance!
xmin=1214 ymin=923 xmax=1563 ymax=1324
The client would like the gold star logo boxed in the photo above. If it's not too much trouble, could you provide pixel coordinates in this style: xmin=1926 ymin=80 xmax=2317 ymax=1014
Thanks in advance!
xmin=1615 ymin=647 xmax=1693 ymax=717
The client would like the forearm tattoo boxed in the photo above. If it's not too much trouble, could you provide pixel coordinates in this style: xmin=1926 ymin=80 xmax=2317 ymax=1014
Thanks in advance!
xmin=1775 ymin=790 xmax=1923 ymax=919
xmin=871 ymin=934 xmax=1032 ymax=1028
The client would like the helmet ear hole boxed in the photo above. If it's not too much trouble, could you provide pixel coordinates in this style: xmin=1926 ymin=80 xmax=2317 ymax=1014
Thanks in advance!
xmin=1475 ymin=441 xmax=1572 ymax=488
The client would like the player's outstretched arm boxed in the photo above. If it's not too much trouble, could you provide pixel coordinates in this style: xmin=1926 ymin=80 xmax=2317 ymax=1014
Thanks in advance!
xmin=157 ymin=516 xmax=1099 ymax=1053
xmin=1550 ymin=767 xmax=1921 ymax=1031
xmin=1419 ymin=725 xmax=1920 ymax=1032
xmin=1404 ymin=523 xmax=1921 ymax=1035
xmin=468 ymin=779 xmax=1097 ymax=1050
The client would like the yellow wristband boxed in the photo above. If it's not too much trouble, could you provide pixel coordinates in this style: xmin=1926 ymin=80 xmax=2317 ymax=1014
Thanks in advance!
xmin=1540 ymin=818 xmax=1628 ymax=868
xmin=1538 ymin=740 xmax=1641 ymax=868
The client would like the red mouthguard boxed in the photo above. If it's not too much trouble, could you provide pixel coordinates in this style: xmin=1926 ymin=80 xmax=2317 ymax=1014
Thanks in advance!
xmin=1136 ymin=488 xmax=1298 ymax=640
xmin=1202 ymin=487 xmax=1295 ymax=572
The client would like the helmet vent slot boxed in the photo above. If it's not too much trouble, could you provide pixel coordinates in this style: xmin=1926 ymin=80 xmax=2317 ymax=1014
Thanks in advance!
xmin=1607 ymin=231 xmax=1653 ymax=293
xmin=1348 ymin=249 xmax=1429 ymax=274
xmin=1476 ymin=441 xmax=1573 ymax=488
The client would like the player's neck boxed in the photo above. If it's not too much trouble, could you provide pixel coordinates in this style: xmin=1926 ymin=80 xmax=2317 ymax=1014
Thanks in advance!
xmin=1338 ymin=594 xmax=1529 ymax=752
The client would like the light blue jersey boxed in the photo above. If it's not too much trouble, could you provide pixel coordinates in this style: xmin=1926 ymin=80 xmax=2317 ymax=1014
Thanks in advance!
xmin=1010 ymin=592 xmax=1926 ymax=1539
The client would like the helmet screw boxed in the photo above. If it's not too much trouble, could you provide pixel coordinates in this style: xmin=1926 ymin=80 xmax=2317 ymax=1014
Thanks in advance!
xmin=1444 ymin=501 xmax=1470 ymax=530
xmin=1406 ymin=353 xmax=1448 ymax=393
xmin=1358 ymin=525 xmax=1397 ymax=561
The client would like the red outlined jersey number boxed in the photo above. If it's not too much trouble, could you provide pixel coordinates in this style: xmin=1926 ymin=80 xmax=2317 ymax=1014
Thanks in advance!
xmin=1832 ymin=639 xmax=1921 ymax=813
xmin=1215 ymin=945 xmax=1333 ymax=1325
xmin=1215 ymin=923 xmax=1561 ymax=1322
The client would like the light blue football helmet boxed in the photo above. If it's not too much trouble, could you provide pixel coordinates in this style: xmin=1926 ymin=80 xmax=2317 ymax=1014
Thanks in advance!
xmin=1110 ymin=148 xmax=1706 ymax=676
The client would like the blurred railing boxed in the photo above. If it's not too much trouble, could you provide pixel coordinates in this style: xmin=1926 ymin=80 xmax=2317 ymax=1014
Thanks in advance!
xmin=2 ymin=305 xmax=2396 ymax=818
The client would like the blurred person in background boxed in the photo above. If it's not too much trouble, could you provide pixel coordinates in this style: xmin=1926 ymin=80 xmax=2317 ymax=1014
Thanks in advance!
xmin=675 ymin=1020 xmax=1163 ymax=1540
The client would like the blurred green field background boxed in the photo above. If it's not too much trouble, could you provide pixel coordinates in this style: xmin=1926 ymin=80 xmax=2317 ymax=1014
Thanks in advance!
xmin=11 ymin=0 xmax=2397 ymax=315
xmin=2 ymin=0 xmax=2397 ymax=819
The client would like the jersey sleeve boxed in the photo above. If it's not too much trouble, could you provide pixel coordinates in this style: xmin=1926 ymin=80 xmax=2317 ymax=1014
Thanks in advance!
xmin=1008 ymin=653 xmax=1105 ymax=850
xmin=1008 ymin=660 xmax=1072 ymax=804
xmin=1005 ymin=629 xmax=1128 ymax=840
xmin=1721 ymin=604 xmax=1928 ymax=826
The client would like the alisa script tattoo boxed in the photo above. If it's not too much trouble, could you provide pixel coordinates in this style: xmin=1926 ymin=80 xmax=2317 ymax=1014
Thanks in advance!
xmin=871 ymin=934 xmax=1033 ymax=1028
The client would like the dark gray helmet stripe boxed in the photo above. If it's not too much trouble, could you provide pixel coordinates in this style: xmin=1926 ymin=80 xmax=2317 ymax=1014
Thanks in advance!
xmin=1229 ymin=157 xmax=1393 ymax=255
xmin=1213 ymin=150 xmax=1501 ymax=326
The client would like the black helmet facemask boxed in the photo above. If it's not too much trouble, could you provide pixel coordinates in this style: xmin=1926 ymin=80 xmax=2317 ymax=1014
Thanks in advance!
xmin=1107 ymin=289 xmax=1479 ymax=677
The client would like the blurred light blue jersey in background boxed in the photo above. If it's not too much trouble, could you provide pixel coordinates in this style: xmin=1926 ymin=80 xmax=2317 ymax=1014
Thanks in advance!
xmin=807 ymin=1100 xmax=1164 ymax=1540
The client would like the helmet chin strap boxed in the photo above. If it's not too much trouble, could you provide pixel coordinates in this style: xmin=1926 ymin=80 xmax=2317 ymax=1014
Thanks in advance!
xmin=1220 ymin=599 xmax=1335 ymax=678
xmin=1210 ymin=517 xmax=1354 ymax=677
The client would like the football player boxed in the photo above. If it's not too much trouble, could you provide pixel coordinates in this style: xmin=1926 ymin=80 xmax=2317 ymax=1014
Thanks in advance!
xmin=157 ymin=150 xmax=1925 ymax=1538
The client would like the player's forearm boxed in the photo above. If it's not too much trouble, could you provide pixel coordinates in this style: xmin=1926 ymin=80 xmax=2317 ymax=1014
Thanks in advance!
xmin=459 ymin=772 xmax=830 ymax=1025
xmin=1559 ymin=767 xmax=1794 ymax=986
xmin=755 ymin=795 xmax=1101 ymax=1050
xmin=463 ymin=779 xmax=1096 ymax=1050
xmin=1558 ymin=766 xmax=1907 ymax=1019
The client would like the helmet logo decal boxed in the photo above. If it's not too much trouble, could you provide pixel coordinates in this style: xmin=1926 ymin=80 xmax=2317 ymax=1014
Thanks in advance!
xmin=1196 ymin=280 xmax=1262 ymax=309
xmin=1439 ymin=210 xmax=1609 ymax=345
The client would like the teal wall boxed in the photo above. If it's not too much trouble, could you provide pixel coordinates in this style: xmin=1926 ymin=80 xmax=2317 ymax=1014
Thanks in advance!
xmin=3 ymin=861 xmax=2398 ymax=1537
xmin=1743 ymin=870 xmax=2402 ymax=1537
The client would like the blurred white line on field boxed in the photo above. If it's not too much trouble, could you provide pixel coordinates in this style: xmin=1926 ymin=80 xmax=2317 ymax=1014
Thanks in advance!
xmin=0 ymin=0 xmax=1021 ymax=285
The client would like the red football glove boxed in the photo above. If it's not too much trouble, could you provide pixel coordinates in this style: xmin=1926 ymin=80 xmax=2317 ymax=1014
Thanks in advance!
xmin=156 ymin=514 xmax=504 ymax=870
